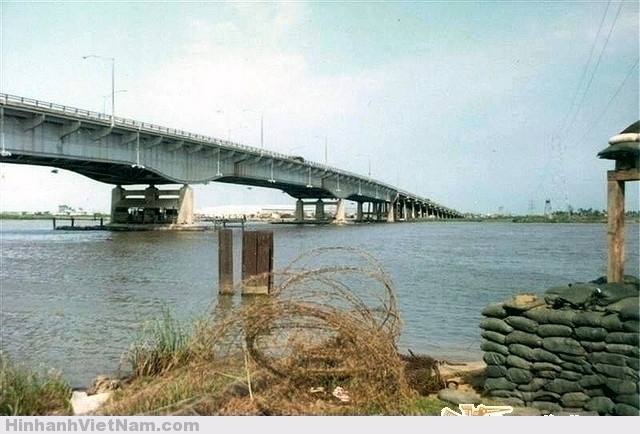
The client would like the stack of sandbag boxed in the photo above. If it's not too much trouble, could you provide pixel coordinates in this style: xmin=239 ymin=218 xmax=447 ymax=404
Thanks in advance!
xmin=479 ymin=277 xmax=639 ymax=415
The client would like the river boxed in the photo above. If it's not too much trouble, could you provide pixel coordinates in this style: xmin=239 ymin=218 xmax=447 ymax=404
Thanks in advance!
xmin=1 ymin=218 xmax=638 ymax=388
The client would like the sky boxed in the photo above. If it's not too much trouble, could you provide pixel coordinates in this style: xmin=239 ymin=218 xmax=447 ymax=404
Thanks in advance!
xmin=0 ymin=0 xmax=638 ymax=215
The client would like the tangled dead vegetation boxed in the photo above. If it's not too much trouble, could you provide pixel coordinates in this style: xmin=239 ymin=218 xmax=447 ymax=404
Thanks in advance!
xmin=207 ymin=246 xmax=418 ymax=414
xmin=114 ymin=247 xmax=446 ymax=415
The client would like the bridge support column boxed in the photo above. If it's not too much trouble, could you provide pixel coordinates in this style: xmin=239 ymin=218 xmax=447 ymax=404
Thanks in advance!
xmin=387 ymin=201 xmax=395 ymax=222
xmin=375 ymin=202 xmax=383 ymax=221
xmin=295 ymin=199 xmax=304 ymax=222
xmin=111 ymin=185 xmax=125 ymax=222
xmin=334 ymin=199 xmax=346 ymax=224
xmin=356 ymin=202 xmax=363 ymax=222
xmin=315 ymin=199 xmax=325 ymax=222
xmin=145 ymin=185 xmax=159 ymax=205
xmin=177 ymin=184 xmax=194 ymax=225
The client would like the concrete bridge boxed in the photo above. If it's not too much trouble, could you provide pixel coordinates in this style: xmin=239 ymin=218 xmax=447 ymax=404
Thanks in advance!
xmin=0 ymin=93 xmax=464 ymax=225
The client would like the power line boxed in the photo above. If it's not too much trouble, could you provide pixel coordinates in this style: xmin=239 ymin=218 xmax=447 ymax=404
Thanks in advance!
xmin=553 ymin=0 xmax=612 ymax=144
xmin=560 ymin=0 xmax=625 ymax=144
xmin=568 ymin=58 xmax=639 ymax=149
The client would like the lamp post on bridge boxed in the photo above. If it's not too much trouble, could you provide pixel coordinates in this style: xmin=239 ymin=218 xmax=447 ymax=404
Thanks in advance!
xmin=83 ymin=54 xmax=115 ymax=126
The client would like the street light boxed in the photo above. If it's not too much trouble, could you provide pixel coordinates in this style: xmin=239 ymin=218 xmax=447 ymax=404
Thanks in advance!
xmin=244 ymin=110 xmax=264 ymax=152
xmin=83 ymin=54 xmax=115 ymax=126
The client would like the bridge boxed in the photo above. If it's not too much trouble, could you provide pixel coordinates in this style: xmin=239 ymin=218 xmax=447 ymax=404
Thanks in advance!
xmin=0 ymin=93 xmax=464 ymax=225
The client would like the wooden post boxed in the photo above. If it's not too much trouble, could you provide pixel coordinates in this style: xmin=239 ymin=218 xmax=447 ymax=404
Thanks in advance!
xmin=256 ymin=230 xmax=273 ymax=292
xmin=242 ymin=230 xmax=273 ymax=295
xmin=218 ymin=228 xmax=234 ymax=294
xmin=607 ymin=172 xmax=625 ymax=283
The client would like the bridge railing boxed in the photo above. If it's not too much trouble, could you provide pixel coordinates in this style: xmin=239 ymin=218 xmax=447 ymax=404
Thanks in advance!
xmin=0 ymin=93 xmax=382 ymax=186
xmin=0 ymin=93 xmax=459 ymax=214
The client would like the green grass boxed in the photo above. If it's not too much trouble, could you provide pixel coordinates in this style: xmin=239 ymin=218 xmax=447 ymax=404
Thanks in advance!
xmin=124 ymin=307 xmax=198 ymax=379
xmin=0 ymin=356 xmax=72 ymax=415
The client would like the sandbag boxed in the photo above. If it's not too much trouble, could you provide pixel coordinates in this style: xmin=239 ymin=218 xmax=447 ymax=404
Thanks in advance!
xmin=479 ymin=317 xmax=514 ymax=334
xmin=505 ymin=316 xmax=538 ymax=333
xmin=600 ymin=314 xmax=625 ymax=331
xmin=508 ymin=344 xmax=536 ymax=361
xmin=480 ymin=339 xmax=509 ymax=356
xmin=484 ymin=364 xmax=507 ymax=378
xmin=484 ymin=377 xmax=516 ymax=391
xmin=536 ymin=324 xmax=572 ymax=337
xmin=523 ymin=307 xmax=575 ymax=326
xmin=594 ymin=363 xmax=639 ymax=380
xmin=532 ymin=347 xmax=563 ymax=364
xmin=604 ymin=297 xmax=639 ymax=316
xmin=584 ymin=396 xmax=615 ymax=415
xmin=544 ymin=378 xmax=582 ymax=394
xmin=588 ymin=352 xmax=626 ymax=366
xmin=604 ymin=378 xmax=638 ymax=395
xmin=614 ymin=403 xmax=640 ymax=416
xmin=619 ymin=300 xmax=640 ymax=320
xmin=606 ymin=343 xmax=639 ymax=357
xmin=578 ymin=374 xmax=605 ymax=388
xmin=605 ymin=331 xmax=639 ymax=346
xmin=572 ymin=311 xmax=604 ymax=327
xmin=505 ymin=330 xmax=542 ymax=347
xmin=506 ymin=367 xmax=533 ymax=384
xmin=593 ymin=283 xmax=639 ymax=306
xmin=481 ymin=330 xmax=507 ymax=344
xmin=506 ymin=355 xmax=532 ymax=370
xmin=483 ymin=351 xmax=506 ymax=366
xmin=542 ymin=337 xmax=585 ymax=356
xmin=545 ymin=283 xmax=598 ymax=308
xmin=481 ymin=302 xmax=508 ymax=319
xmin=574 ymin=326 xmax=607 ymax=342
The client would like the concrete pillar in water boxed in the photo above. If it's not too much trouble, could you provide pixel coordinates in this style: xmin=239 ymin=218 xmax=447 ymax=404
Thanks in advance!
xmin=295 ymin=199 xmax=304 ymax=222
xmin=356 ymin=202 xmax=363 ymax=222
xmin=177 ymin=184 xmax=194 ymax=225
xmin=144 ymin=184 xmax=159 ymax=205
xmin=315 ymin=199 xmax=325 ymax=221
xmin=334 ymin=198 xmax=346 ymax=224
xmin=110 ymin=185 xmax=125 ymax=222
xmin=387 ymin=200 xmax=395 ymax=222
xmin=403 ymin=201 xmax=408 ymax=221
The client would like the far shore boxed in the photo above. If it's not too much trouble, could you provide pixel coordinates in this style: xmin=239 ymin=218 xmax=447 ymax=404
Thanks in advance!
xmin=1 ymin=211 xmax=638 ymax=224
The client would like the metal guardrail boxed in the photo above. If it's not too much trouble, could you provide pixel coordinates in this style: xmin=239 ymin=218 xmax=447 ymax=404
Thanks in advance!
xmin=0 ymin=92 xmax=458 ymax=213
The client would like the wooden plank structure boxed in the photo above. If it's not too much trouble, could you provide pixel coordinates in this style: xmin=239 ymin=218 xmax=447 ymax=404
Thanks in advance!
xmin=597 ymin=121 xmax=640 ymax=283
xmin=241 ymin=229 xmax=274 ymax=294
xmin=218 ymin=228 xmax=234 ymax=294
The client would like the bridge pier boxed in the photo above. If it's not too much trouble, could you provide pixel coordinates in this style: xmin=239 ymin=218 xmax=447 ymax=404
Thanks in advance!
xmin=387 ymin=200 xmax=395 ymax=222
xmin=334 ymin=198 xmax=346 ymax=224
xmin=356 ymin=202 xmax=363 ymax=222
xmin=177 ymin=184 xmax=194 ymax=225
xmin=315 ymin=199 xmax=325 ymax=222
xmin=295 ymin=199 xmax=304 ymax=222
xmin=110 ymin=183 xmax=194 ymax=226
